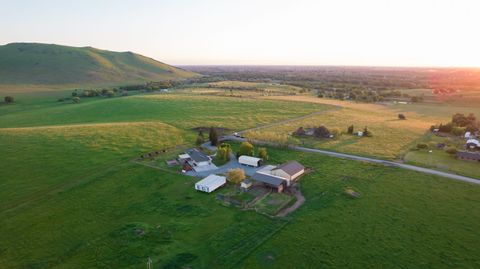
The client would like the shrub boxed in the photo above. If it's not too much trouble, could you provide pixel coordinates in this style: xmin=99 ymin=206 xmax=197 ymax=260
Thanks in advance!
xmin=452 ymin=127 xmax=466 ymax=136
xmin=417 ymin=143 xmax=428 ymax=149
xmin=363 ymin=126 xmax=373 ymax=137
xmin=398 ymin=114 xmax=406 ymax=120
xmin=4 ymin=96 xmax=14 ymax=103
xmin=258 ymin=147 xmax=268 ymax=161
xmin=217 ymin=143 xmax=231 ymax=161
xmin=72 ymin=97 xmax=80 ymax=103
xmin=238 ymin=141 xmax=254 ymax=156
xmin=313 ymin=126 xmax=330 ymax=138
xmin=445 ymin=147 xmax=458 ymax=155
xmin=227 ymin=168 xmax=245 ymax=184
xmin=330 ymin=128 xmax=341 ymax=137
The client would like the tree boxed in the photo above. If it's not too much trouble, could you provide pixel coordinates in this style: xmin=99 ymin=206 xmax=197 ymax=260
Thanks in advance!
xmin=238 ymin=141 xmax=254 ymax=156
xmin=195 ymin=131 xmax=205 ymax=146
xmin=258 ymin=147 xmax=268 ymax=161
xmin=398 ymin=114 xmax=406 ymax=120
xmin=363 ymin=126 xmax=373 ymax=137
xmin=217 ymin=143 xmax=231 ymax=161
xmin=313 ymin=126 xmax=330 ymax=138
xmin=4 ymin=96 xmax=14 ymax=103
xmin=227 ymin=168 xmax=246 ymax=184
xmin=417 ymin=143 xmax=428 ymax=149
xmin=72 ymin=97 xmax=80 ymax=103
xmin=347 ymin=125 xmax=354 ymax=134
xmin=445 ymin=147 xmax=458 ymax=155
xmin=209 ymin=127 xmax=218 ymax=146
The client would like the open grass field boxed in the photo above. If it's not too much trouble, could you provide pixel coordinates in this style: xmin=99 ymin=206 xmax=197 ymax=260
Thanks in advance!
xmin=1 ymin=125 xmax=479 ymax=268
xmin=0 ymin=94 xmax=325 ymax=130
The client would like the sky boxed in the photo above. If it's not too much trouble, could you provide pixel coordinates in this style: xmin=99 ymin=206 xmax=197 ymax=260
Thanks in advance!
xmin=1 ymin=0 xmax=480 ymax=67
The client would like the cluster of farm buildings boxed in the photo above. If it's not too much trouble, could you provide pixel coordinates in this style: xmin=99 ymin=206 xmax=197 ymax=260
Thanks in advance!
xmin=457 ymin=131 xmax=480 ymax=162
xmin=176 ymin=148 xmax=305 ymax=194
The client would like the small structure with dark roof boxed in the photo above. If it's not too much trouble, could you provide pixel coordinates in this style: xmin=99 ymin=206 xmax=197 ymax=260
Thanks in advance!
xmin=457 ymin=151 xmax=480 ymax=162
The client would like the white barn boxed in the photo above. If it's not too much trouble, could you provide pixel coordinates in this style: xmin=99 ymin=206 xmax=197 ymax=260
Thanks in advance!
xmin=195 ymin=174 xmax=226 ymax=193
xmin=238 ymin=155 xmax=262 ymax=167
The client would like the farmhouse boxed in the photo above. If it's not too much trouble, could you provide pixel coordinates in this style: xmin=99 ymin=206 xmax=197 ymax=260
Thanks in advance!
xmin=456 ymin=151 xmax=480 ymax=162
xmin=195 ymin=174 xmax=226 ymax=193
xmin=179 ymin=148 xmax=212 ymax=167
xmin=238 ymin=155 xmax=262 ymax=167
xmin=270 ymin=161 xmax=305 ymax=186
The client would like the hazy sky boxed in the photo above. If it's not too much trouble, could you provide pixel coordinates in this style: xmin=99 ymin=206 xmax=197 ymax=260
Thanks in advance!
xmin=2 ymin=0 xmax=480 ymax=66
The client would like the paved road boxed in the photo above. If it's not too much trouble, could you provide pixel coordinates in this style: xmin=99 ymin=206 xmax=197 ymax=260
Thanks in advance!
xmin=221 ymin=136 xmax=480 ymax=185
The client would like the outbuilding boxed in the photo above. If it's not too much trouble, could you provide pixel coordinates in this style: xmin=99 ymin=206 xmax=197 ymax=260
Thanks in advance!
xmin=270 ymin=161 xmax=305 ymax=186
xmin=238 ymin=155 xmax=262 ymax=167
xmin=195 ymin=174 xmax=226 ymax=193
xmin=240 ymin=179 xmax=253 ymax=190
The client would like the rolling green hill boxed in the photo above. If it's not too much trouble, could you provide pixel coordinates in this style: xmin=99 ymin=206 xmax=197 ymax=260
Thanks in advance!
xmin=0 ymin=43 xmax=198 ymax=91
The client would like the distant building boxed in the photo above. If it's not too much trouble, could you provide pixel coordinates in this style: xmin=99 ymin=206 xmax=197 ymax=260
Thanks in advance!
xmin=456 ymin=151 xmax=480 ymax=162
xmin=466 ymin=139 xmax=480 ymax=149
xmin=195 ymin=174 xmax=226 ymax=193
xmin=465 ymin=131 xmax=472 ymax=139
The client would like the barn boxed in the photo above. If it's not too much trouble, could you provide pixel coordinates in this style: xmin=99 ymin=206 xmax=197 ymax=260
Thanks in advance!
xmin=195 ymin=174 xmax=226 ymax=193
xmin=270 ymin=161 xmax=305 ymax=186
xmin=238 ymin=155 xmax=262 ymax=167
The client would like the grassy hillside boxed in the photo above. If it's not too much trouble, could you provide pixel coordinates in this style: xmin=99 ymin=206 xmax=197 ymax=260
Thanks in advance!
xmin=0 ymin=43 xmax=198 ymax=92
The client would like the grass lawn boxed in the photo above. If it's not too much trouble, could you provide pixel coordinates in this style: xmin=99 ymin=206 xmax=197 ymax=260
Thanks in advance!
xmin=254 ymin=192 xmax=294 ymax=216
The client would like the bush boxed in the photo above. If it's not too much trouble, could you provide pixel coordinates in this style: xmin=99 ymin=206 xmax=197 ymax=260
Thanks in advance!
xmin=238 ymin=141 xmax=254 ymax=156
xmin=72 ymin=97 xmax=80 ymax=103
xmin=452 ymin=127 xmax=466 ymax=136
xmin=445 ymin=147 xmax=458 ymax=155
xmin=398 ymin=114 xmax=406 ymax=120
xmin=313 ymin=126 xmax=330 ymax=138
xmin=4 ymin=96 xmax=14 ymax=103
xmin=217 ymin=143 xmax=231 ymax=161
xmin=417 ymin=143 xmax=428 ymax=149
xmin=258 ymin=147 xmax=268 ymax=161
xmin=330 ymin=128 xmax=341 ymax=137
xmin=363 ymin=126 xmax=373 ymax=137
xmin=227 ymin=168 xmax=245 ymax=184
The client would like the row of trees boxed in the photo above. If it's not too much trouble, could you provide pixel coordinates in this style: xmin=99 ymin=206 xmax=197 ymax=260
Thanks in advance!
xmin=431 ymin=113 xmax=479 ymax=134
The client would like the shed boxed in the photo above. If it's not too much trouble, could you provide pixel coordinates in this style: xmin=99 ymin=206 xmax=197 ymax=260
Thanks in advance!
xmin=240 ymin=179 xmax=253 ymax=189
xmin=195 ymin=174 xmax=226 ymax=193
xmin=239 ymin=155 xmax=262 ymax=167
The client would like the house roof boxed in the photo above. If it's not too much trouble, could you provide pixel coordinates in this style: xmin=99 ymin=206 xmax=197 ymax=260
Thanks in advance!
xmin=196 ymin=174 xmax=226 ymax=187
xmin=457 ymin=151 xmax=480 ymax=160
xmin=273 ymin=161 xmax=305 ymax=176
xmin=186 ymin=148 xmax=210 ymax=162
xmin=251 ymin=172 xmax=284 ymax=187
xmin=466 ymin=139 xmax=480 ymax=147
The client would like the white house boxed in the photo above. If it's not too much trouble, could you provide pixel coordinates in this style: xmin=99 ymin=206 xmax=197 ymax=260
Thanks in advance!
xmin=238 ymin=155 xmax=262 ymax=167
xmin=270 ymin=161 xmax=305 ymax=186
xmin=195 ymin=174 xmax=226 ymax=193
xmin=179 ymin=149 xmax=212 ymax=167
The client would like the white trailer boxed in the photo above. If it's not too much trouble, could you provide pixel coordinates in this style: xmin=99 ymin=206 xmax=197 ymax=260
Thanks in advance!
xmin=238 ymin=155 xmax=262 ymax=167
xmin=195 ymin=174 xmax=226 ymax=193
